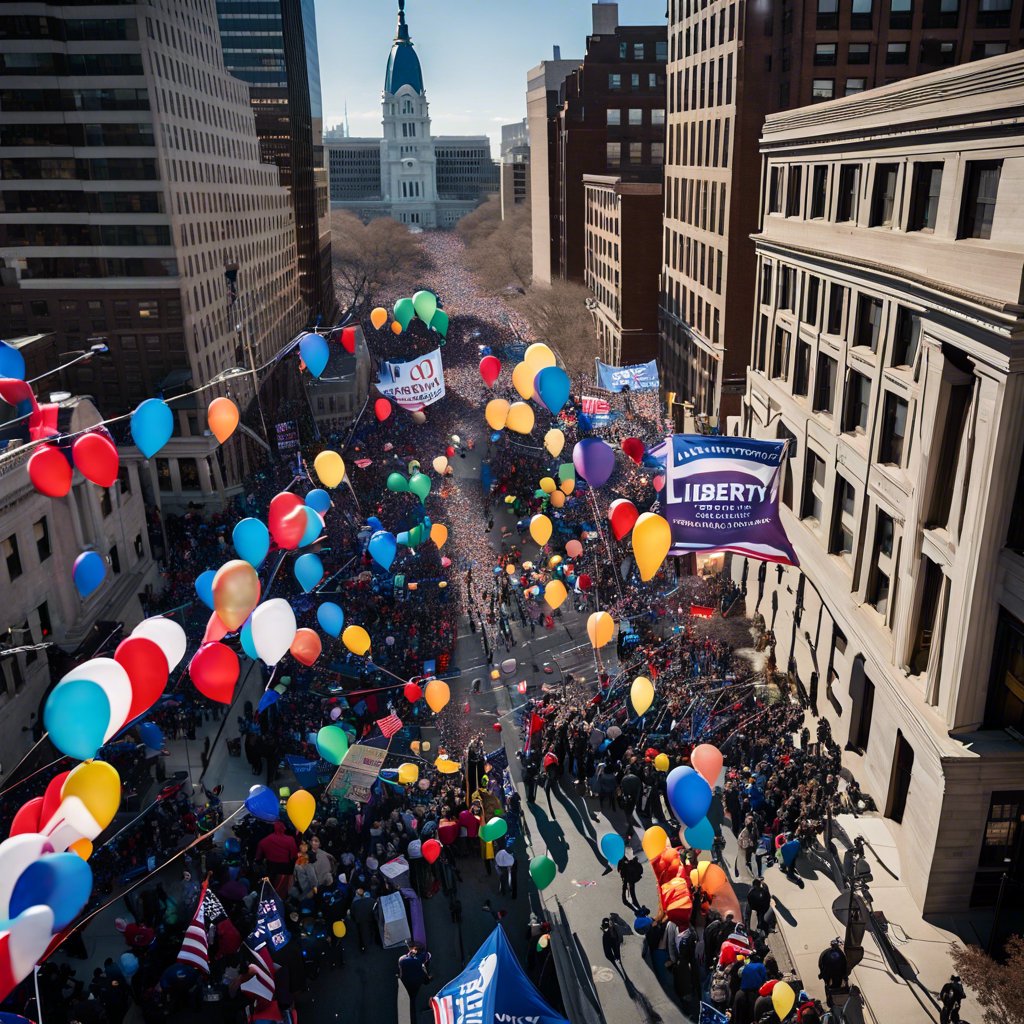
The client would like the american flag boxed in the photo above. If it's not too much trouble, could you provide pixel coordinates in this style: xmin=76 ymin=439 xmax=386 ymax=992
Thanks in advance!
xmin=240 ymin=944 xmax=276 ymax=1007
xmin=582 ymin=395 xmax=611 ymax=415
xmin=176 ymin=880 xmax=213 ymax=974
xmin=699 ymin=1003 xmax=729 ymax=1024
xmin=376 ymin=712 xmax=403 ymax=738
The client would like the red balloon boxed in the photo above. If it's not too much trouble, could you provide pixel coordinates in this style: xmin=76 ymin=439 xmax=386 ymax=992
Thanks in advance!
xmin=374 ymin=398 xmax=392 ymax=422
xmin=269 ymin=492 xmax=304 ymax=550
xmin=72 ymin=432 xmax=119 ymax=487
xmin=202 ymin=611 xmax=229 ymax=644
xmin=653 ymin=474 xmax=666 ymax=492
xmin=189 ymin=641 xmax=239 ymax=704
xmin=290 ymin=627 xmax=322 ymax=667
xmin=492 ymin=722 xmax=502 ymax=732
xmin=404 ymin=683 xmax=423 ymax=703
xmin=479 ymin=355 xmax=501 ymax=387
xmin=115 ymin=637 xmax=169 ymax=722
xmin=9 ymin=796 xmax=44 ymax=838
xmin=446 ymin=446 xmax=455 ymax=458
xmin=608 ymin=498 xmax=639 ymax=541
xmin=40 ymin=770 xmax=71 ymax=828
xmin=340 ymin=325 xmax=356 ymax=354
xmin=422 ymin=838 xmax=442 ymax=863
xmin=622 ymin=437 xmax=645 ymax=465
xmin=28 ymin=444 xmax=72 ymax=497
xmin=578 ymin=573 xmax=592 ymax=591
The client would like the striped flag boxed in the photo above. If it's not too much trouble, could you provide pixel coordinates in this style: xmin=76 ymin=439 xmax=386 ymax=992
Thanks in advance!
xmin=240 ymin=943 xmax=276 ymax=1006
xmin=176 ymin=880 xmax=211 ymax=974
xmin=376 ymin=712 xmax=403 ymax=738
xmin=582 ymin=395 xmax=611 ymax=415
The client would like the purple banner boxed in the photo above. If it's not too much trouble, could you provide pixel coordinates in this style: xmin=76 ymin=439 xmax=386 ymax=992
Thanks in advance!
xmin=660 ymin=435 xmax=798 ymax=566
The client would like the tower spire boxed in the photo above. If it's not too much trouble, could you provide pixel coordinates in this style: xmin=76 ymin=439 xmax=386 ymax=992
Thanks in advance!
xmin=395 ymin=0 xmax=410 ymax=43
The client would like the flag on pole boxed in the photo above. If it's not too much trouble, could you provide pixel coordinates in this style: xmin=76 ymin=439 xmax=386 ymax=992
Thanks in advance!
xmin=376 ymin=713 xmax=403 ymax=739
xmin=176 ymin=879 xmax=211 ymax=974
xmin=240 ymin=944 xmax=276 ymax=1006
xmin=248 ymin=879 xmax=291 ymax=953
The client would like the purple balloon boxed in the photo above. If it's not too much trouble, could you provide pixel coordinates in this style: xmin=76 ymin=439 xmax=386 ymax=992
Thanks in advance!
xmin=573 ymin=438 xmax=616 ymax=488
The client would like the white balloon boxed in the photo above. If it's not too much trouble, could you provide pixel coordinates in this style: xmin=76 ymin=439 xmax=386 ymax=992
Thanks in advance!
xmin=61 ymin=657 xmax=132 ymax=740
xmin=7 ymin=904 xmax=56 ymax=982
xmin=251 ymin=598 xmax=297 ymax=666
xmin=132 ymin=616 xmax=187 ymax=671
xmin=407 ymin=839 xmax=423 ymax=859
xmin=0 ymin=834 xmax=50 ymax=920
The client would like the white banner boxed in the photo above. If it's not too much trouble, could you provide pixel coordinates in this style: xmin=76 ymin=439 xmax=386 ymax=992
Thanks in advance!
xmin=375 ymin=347 xmax=445 ymax=412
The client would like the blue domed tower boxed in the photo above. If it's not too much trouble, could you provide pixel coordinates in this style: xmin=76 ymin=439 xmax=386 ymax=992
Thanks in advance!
xmin=380 ymin=0 xmax=438 ymax=227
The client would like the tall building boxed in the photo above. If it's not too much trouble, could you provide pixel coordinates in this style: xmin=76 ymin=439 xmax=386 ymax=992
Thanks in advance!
xmin=325 ymin=1 xmax=497 ymax=227
xmin=0 ymin=0 xmax=303 ymax=499
xmin=660 ymin=0 xmax=1024 ymax=425
xmin=217 ymin=0 xmax=334 ymax=326
xmin=730 ymin=52 xmax=1024 ymax=913
xmin=530 ymin=3 xmax=667 ymax=285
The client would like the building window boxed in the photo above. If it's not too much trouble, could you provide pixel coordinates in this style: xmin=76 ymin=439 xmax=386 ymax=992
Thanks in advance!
xmin=633 ymin=42 xmax=645 ymax=60
xmin=628 ymin=108 xmax=643 ymax=126
xmin=869 ymin=553 xmax=892 ymax=612
xmin=879 ymin=393 xmax=909 ymax=465
xmin=852 ymin=0 xmax=874 ymax=27
xmin=768 ymin=166 xmax=783 ymax=213
xmin=870 ymin=164 xmax=899 ymax=227
xmin=845 ymin=78 xmax=868 ymax=95
xmin=778 ymin=265 xmax=796 ymax=310
xmin=958 ymin=160 xmax=1001 ymax=239
xmin=844 ymin=371 xmax=872 ymax=434
xmin=826 ymin=283 xmax=846 ymax=335
xmin=908 ymin=162 xmax=943 ymax=231
xmin=849 ymin=663 xmax=876 ymax=751
xmin=771 ymin=327 xmax=791 ymax=380
xmin=656 ymin=40 xmax=668 ymax=61
xmin=830 ymin=475 xmax=856 ymax=556
xmin=887 ymin=41 xmax=910 ymax=63
xmin=885 ymin=731 xmax=915 ymax=824
xmin=892 ymin=306 xmax=921 ymax=367
xmin=786 ymin=166 xmax=803 ymax=216
xmin=794 ymin=341 xmax=811 ymax=396
xmin=972 ymin=790 xmax=1024 ymax=907
xmin=854 ymin=295 xmax=884 ymax=350
xmin=801 ymin=451 xmax=826 ymax=522
xmin=812 ymin=78 xmax=835 ymax=102
xmin=652 ymin=108 xmax=665 ymax=125
xmin=3 ymin=535 xmax=22 ymax=580
xmin=890 ymin=0 xmax=913 ymax=27
xmin=972 ymin=41 xmax=1008 ymax=60
xmin=117 ymin=466 xmax=132 ymax=494
xmin=924 ymin=0 xmax=959 ymax=27
xmin=629 ymin=142 xmax=643 ymax=164
xmin=848 ymin=43 xmax=871 ymax=64
xmin=37 ymin=600 xmax=52 ymax=639
xmin=817 ymin=0 xmax=839 ymax=28
xmin=814 ymin=353 xmax=838 ymax=414
xmin=619 ymin=41 xmax=628 ymax=59
xmin=978 ymin=0 xmax=1012 ymax=26
xmin=810 ymin=166 xmax=828 ymax=218
xmin=815 ymin=43 xmax=837 ymax=65
xmin=631 ymin=73 xmax=640 ymax=88
xmin=156 ymin=457 xmax=172 ymax=492
xmin=805 ymin=275 xmax=821 ymax=323
xmin=837 ymin=165 xmax=860 ymax=222
xmin=608 ymin=73 xmax=622 ymax=90
xmin=33 ymin=517 xmax=50 ymax=562
xmin=134 ymin=533 xmax=144 ymax=558
xmin=986 ymin=611 xmax=1024 ymax=731
xmin=606 ymin=142 xmax=621 ymax=166
xmin=606 ymin=109 xmax=621 ymax=125
xmin=651 ymin=142 xmax=664 ymax=164
xmin=100 ymin=487 xmax=112 ymax=517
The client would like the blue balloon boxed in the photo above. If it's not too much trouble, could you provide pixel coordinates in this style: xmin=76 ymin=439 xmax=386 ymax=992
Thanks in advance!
xmin=305 ymin=488 xmax=332 ymax=516
xmin=317 ymin=602 xmax=344 ymax=637
xmin=299 ymin=331 xmax=329 ymax=378
xmin=684 ymin=817 xmax=716 ymax=851
xmin=667 ymin=765 xmax=713 ymax=828
xmin=366 ymin=516 xmax=384 ymax=532
xmin=130 ymin=398 xmax=173 ymax=457
xmin=119 ymin=952 xmax=140 ymax=979
xmin=233 ymin=518 xmax=270 ymax=568
xmin=195 ymin=569 xmax=216 ymax=610
xmin=369 ymin=529 xmax=397 ymax=570
xmin=294 ymin=552 xmax=323 ymax=592
xmin=298 ymin=506 xmax=323 ymax=547
xmin=0 ymin=340 xmax=26 ymax=380
xmin=245 ymin=784 xmax=280 ymax=822
xmin=240 ymin=618 xmax=259 ymax=660
xmin=599 ymin=832 xmax=626 ymax=866
xmin=45 ymin=678 xmax=111 ymax=760
xmin=138 ymin=721 xmax=165 ymax=750
xmin=72 ymin=550 xmax=106 ymax=598
xmin=534 ymin=365 xmax=571 ymax=414
xmin=490 ymin=432 xmax=502 ymax=443
xmin=9 ymin=852 xmax=92 ymax=930
xmin=634 ymin=916 xmax=653 ymax=933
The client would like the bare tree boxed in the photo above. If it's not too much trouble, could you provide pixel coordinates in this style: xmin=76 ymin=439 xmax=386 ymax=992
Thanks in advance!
xmin=331 ymin=211 xmax=429 ymax=315
xmin=514 ymin=278 xmax=598 ymax=378
xmin=951 ymin=936 xmax=1024 ymax=1024
xmin=458 ymin=196 xmax=533 ymax=294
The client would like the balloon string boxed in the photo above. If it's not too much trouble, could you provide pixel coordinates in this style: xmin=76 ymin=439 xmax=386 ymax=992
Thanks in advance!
xmin=0 ymin=748 xmax=64 ymax=798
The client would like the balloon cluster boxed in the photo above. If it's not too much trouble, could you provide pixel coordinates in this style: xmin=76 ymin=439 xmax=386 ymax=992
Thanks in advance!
xmin=370 ymin=290 xmax=449 ymax=340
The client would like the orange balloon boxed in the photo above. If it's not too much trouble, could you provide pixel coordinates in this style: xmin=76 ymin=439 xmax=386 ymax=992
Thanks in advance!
xmin=391 ymin=321 xmax=402 ymax=335
xmin=290 ymin=628 xmax=322 ymax=666
xmin=207 ymin=396 xmax=239 ymax=443
xmin=69 ymin=838 xmax=93 ymax=861
xmin=425 ymin=678 xmax=450 ymax=713
xmin=689 ymin=861 xmax=728 ymax=895
xmin=212 ymin=559 xmax=260 ymax=631
xmin=370 ymin=307 xmax=388 ymax=330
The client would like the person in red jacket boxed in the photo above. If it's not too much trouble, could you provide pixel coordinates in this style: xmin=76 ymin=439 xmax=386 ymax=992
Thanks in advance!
xmin=255 ymin=821 xmax=298 ymax=899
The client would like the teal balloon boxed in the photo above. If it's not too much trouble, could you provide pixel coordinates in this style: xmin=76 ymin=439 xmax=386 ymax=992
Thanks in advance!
xmin=9 ymin=853 xmax=92 ymax=930
xmin=233 ymin=518 xmax=270 ymax=568
xmin=368 ymin=530 xmax=397 ymax=570
xmin=480 ymin=817 xmax=508 ymax=843
xmin=299 ymin=506 xmax=323 ymax=547
xmin=44 ymin=678 xmax=111 ymax=761
xmin=413 ymin=289 xmax=437 ymax=325
xmin=529 ymin=854 xmax=557 ymax=891
xmin=130 ymin=398 xmax=173 ymax=457
xmin=408 ymin=472 xmax=431 ymax=504
xmin=240 ymin=618 xmax=259 ymax=659
xmin=534 ymin=366 xmax=570 ymax=415
xmin=393 ymin=297 xmax=415 ymax=330
xmin=299 ymin=331 xmax=329 ymax=378
xmin=294 ymin=552 xmax=323 ymax=592
xmin=72 ymin=550 xmax=106 ymax=598
xmin=305 ymin=489 xmax=331 ymax=515
xmin=316 ymin=725 xmax=349 ymax=765
xmin=195 ymin=569 xmax=216 ymax=610
xmin=387 ymin=472 xmax=408 ymax=493
xmin=431 ymin=309 xmax=449 ymax=338
xmin=317 ymin=602 xmax=344 ymax=637
xmin=599 ymin=832 xmax=626 ymax=865
xmin=684 ymin=817 xmax=716 ymax=851
xmin=396 ymin=531 xmax=410 ymax=547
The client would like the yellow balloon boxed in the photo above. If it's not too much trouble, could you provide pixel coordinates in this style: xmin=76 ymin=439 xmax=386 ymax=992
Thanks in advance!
xmin=342 ymin=624 xmax=371 ymax=656
xmin=314 ymin=450 xmax=346 ymax=488
xmin=432 ymin=456 xmax=448 ymax=475
xmin=512 ymin=361 xmax=537 ymax=400
xmin=485 ymin=398 xmax=510 ymax=431
xmin=529 ymin=514 xmax=552 ymax=546
xmin=524 ymin=343 xmax=556 ymax=372
xmin=505 ymin=401 xmax=535 ymax=435
xmin=545 ymin=579 xmax=568 ymax=609
xmin=654 ymin=753 xmax=670 ymax=772
xmin=544 ymin=428 xmax=565 ymax=457
xmin=425 ymin=678 xmax=450 ymax=713
xmin=370 ymin=307 xmax=388 ymax=330
xmin=435 ymin=756 xmax=461 ymax=775
xmin=69 ymin=838 xmax=93 ymax=861
xmin=633 ymin=512 xmax=672 ymax=582
xmin=398 ymin=762 xmax=419 ymax=785
xmin=631 ymin=676 xmax=655 ymax=717
xmin=286 ymin=789 xmax=316 ymax=832
xmin=550 ymin=490 xmax=565 ymax=508
xmin=332 ymin=920 xmax=347 ymax=938
xmin=539 ymin=477 xmax=556 ymax=494
xmin=506 ymin=563 xmax=517 ymax=575
xmin=587 ymin=611 xmax=615 ymax=649
xmin=207 ymin=397 xmax=239 ymax=444
xmin=641 ymin=825 xmax=668 ymax=860
xmin=212 ymin=558 xmax=260 ymax=631
xmin=62 ymin=760 xmax=121 ymax=830
xmin=490 ymin=669 xmax=500 ymax=680
xmin=430 ymin=523 xmax=448 ymax=548
xmin=548 ymin=555 xmax=562 ymax=569
xmin=560 ymin=478 xmax=575 ymax=495
xmin=772 ymin=982 xmax=796 ymax=1021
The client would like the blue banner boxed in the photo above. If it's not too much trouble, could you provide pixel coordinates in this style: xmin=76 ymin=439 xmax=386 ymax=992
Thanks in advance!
xmin=578 ymin=411 xmax=623 ymax=432
xmin=248 ymin=880 xmax=291 ymax=952
xmin=596 ymin=358 xmax=660 ymax=392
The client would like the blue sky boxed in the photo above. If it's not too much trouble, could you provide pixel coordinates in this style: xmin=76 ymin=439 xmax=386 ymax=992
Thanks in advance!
xmin=315 ymin=0 xmax=668 ymax=153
